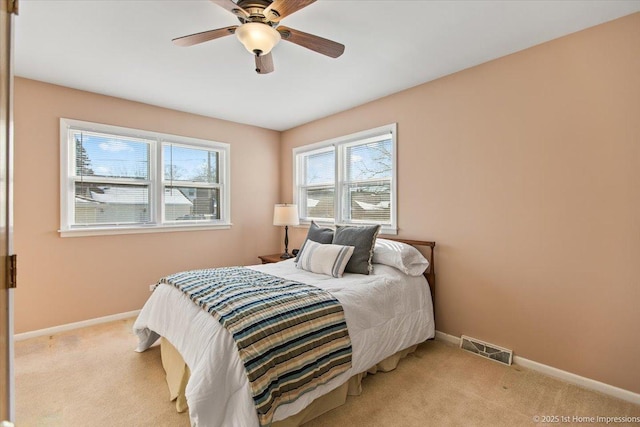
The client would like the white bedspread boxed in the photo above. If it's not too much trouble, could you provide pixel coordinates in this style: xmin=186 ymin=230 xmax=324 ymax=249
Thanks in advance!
xmin=133 ymin=260 xmax=434 ymax=427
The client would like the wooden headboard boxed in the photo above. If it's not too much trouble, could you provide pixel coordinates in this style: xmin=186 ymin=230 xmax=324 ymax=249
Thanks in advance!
xmin=382 ymin=237 xmax=436 ymax=303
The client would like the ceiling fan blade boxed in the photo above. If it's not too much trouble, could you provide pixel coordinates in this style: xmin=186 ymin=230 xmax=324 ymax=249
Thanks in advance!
xmin=209 ymin=0 xmax=249 ymax=19
xmin=172 ymin=26 xmax=238 ymax=47
xmin=264 ymin=0 xmax=316 ymax=22
xmin=277 ymin=26 xmax=344 ymax=58
xmin=255 ymin=53 xmax=274 ymax=74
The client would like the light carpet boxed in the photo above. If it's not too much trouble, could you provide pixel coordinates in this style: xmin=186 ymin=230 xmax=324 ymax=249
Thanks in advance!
xmin=15 ymin=318 xmax=640 ymax=426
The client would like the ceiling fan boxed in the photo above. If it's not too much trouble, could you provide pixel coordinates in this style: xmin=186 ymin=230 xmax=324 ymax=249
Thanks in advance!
xmin=172 ymin=0 xmax=345 ymax=74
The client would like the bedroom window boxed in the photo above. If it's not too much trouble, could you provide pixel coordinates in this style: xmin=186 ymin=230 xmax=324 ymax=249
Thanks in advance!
xmin=293 ymin=123 xmax=397 ymax=234
xmin=60 ymin=118 xmax=231 ymax=237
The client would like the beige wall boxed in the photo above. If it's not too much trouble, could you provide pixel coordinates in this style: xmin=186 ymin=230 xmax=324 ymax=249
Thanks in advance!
xmin=280 ymin=13 xmax=640 ymax=393
xmin=14 ymin=78 xmax=282 ymax=333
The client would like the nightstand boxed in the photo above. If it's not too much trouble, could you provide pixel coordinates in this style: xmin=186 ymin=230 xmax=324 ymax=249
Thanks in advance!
xmin=258 ymin=253 xmax=291 ymax=264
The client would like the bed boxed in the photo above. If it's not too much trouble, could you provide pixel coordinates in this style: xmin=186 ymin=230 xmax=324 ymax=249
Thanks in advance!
xmin=134 ymin=234 xmax=436 ymax=427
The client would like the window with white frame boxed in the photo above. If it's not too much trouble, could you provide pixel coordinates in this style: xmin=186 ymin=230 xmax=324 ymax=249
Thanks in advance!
xmin=60 ymin=118 xmax=230 ymax=236
xmin=294 ymin=124 xmax=397 ymax=234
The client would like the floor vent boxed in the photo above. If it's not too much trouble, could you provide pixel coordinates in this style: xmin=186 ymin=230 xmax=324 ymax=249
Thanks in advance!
xmin=460 ymin=335 xmax=513 ymax=366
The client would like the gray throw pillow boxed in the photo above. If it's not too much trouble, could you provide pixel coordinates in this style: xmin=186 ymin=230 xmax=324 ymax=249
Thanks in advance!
xmin=332 ymin=224 xmax=381 ymax=275
xmin=295 ymin=221 xmax=334 ymax=263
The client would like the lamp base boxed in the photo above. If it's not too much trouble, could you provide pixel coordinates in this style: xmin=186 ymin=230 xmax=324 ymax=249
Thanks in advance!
xmin=280 ymin=252 xmax=294 ymax=259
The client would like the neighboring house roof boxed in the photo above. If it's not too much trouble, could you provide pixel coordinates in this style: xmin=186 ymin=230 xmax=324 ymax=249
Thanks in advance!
xmin=164 ymin=188 xmax=194 ymax=205
xmin=74 ymin=196 xmax=100 ymax=205
xmin=89 ymin=187 xmax=193 ymax=205
xmin=355 ymin=200 xmax=387 ymax=211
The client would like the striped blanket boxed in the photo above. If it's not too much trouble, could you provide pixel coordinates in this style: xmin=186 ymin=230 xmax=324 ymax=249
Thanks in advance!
xmin=160 ymin=267 xmax=352 ymax=426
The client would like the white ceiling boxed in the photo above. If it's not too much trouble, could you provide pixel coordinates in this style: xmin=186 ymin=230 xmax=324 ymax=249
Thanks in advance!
xmin=14 ymin=1 xmax=640 ymax=131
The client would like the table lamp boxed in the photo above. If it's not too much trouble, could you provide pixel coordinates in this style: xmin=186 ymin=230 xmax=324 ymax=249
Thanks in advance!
xmin=273 ymin=204 xmax=299 ymax=259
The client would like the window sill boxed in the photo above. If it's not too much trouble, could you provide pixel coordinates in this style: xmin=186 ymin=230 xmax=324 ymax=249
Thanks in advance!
xmin=59 ymin=222 xmax=232 ymax=238
xmin=296 ymin=221 xmax=398 ymax=236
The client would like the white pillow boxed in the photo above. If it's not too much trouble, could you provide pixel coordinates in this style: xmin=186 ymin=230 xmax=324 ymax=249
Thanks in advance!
xmin=373 ymin=238 xmax=429 ymax=276
xmin=296 ymin=240 xmax=355 ymax=278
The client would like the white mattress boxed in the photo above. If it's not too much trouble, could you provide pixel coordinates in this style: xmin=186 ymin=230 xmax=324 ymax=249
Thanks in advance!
xmin=133 ymin=259 xmax=435 ymax=427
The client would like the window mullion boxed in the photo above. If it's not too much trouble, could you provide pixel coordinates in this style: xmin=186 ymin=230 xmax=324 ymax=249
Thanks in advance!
xmin=152 ymin=138 xmax=161 ymax=225
xmin=335 ymin=143 xmax=344 ymax=224
xmin=62 ymin=130 xmax=73 ymax=231
xmin=160 ymin=141 xmax=170 ymax=224
xmin=218 ymin=149 xmax=226 ymax=223
xmin=296 ymin=154 xmax=305 ymax=219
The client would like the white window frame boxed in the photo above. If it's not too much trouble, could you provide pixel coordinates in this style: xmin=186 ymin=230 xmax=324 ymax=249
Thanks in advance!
xmin=60 ymin=118 xmax=231 ymax=237
xmin=293 ymin=123 xmax=397 ymax=235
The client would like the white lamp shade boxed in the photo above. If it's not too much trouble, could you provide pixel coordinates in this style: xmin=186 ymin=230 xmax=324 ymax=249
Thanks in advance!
xmin=273 ymin=204 xmax=299 ymax=226
xmin=236 ymin=22 xmax=281 ymax=55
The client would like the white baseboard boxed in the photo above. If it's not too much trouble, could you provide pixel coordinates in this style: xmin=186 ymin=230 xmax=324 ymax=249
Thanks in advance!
xmin=512 ymin=355 xmax=640 ymax=405
xmin=434 ymin=330 xmax=640 ymax=405
xmin=435 ymin=330 xmax=462 ymax=346
xmin=14 ymin=310 xmax=141 ymax=341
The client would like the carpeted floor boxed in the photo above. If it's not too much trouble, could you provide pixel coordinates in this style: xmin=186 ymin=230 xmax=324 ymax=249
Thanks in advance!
xmin=15 ymin=318 xmax=640 ymax=426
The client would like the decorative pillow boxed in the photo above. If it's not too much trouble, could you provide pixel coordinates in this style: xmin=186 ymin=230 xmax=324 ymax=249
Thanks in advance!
xmin=296 ymin=240 xmax=355 ymax=278
xmin=295 ymin=221 xmax=334 ymax=263
xmin=332 ymin=224 xmax=380 ymax=275
xmin=373 ymin=238 xmax=430 ymax=276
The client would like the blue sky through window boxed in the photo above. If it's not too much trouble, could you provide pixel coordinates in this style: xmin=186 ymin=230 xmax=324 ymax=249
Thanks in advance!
xmin=305 ymin=150 xmax=334 ymax=185
xmin=305 ymin=139 xmax=392 ymax=185
xmin=75 ymin=132 xmax=218 ymax=183
xmin=75 ymin=132 xmax=149 ymax=179
xmin=347 ymin=139 xmax=392 ymax=181
xmin=164 ymin=144 xmax=218 ymax=183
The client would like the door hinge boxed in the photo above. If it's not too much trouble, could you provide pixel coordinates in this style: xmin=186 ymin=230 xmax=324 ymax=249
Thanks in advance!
xmin=8 ymin=0 xmax=19 ymax=15
xmin=7 ymin=254 xmax=16 ymax=288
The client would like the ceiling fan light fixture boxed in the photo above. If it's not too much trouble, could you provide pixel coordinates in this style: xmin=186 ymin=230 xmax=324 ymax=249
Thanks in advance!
xmin=236 ymin=22 xmax=281 ymax=56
